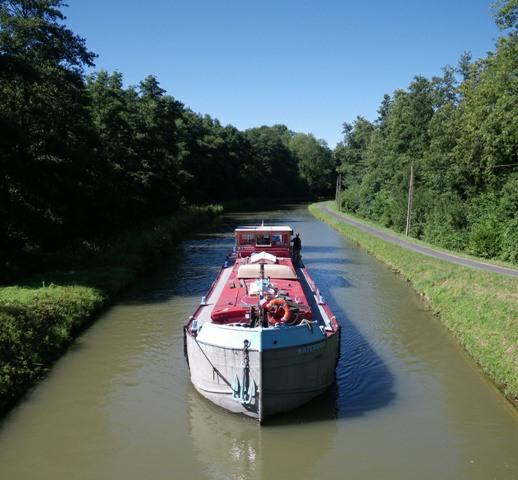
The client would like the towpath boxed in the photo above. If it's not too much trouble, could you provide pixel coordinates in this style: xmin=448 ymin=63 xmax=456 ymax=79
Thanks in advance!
xmin=316 ymin=202 xmax=518 ymax=278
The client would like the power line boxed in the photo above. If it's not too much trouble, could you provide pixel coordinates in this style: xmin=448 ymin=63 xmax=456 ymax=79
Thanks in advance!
xmin=405 ymin=161 xmax=415 ymax=237
xmin=335 ymin=174 xmax=342 ymax=211
xmin=493 ymin=163 xmax=518 ymax=168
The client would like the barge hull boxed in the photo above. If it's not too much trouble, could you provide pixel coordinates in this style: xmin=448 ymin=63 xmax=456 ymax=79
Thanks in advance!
xmin=186 ymin=332 xmax=339 ymax=421
xmin=261 ymin=333 xmax=339 ymax=418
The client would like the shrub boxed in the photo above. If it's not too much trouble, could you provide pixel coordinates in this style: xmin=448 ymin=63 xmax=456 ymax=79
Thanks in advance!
xmin=339 ymin=185 xmax=361 ymax=212
xmin=467 ymin=213 xmax=503 ymax=258
xmin=500 ymin=216 xmax=518 ymax=263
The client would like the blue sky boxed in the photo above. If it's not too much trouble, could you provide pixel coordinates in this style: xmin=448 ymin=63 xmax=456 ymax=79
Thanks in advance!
xmin=66 ymin=0 xmax=500 ymax=147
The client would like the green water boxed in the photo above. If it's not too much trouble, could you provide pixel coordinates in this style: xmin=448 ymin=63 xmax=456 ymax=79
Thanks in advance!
xmin=0 ymin=205 xmax=516 ymax=479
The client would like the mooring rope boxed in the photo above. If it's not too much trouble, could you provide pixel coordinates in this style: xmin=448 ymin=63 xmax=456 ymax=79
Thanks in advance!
xmin=193 ymin=336 xmax=233 ymax=388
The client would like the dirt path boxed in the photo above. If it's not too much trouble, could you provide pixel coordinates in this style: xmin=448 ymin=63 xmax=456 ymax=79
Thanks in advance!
xmin=317 ymin=203 xmax=518 ymax=278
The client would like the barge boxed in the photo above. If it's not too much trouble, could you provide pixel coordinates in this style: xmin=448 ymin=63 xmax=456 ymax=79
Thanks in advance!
xmin=184 ymin=225 xmax=340 ymax=422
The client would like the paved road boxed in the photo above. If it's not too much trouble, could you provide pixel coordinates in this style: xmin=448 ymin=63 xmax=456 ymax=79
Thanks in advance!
xmin=317 ymin=203 xmax=518 ymax=278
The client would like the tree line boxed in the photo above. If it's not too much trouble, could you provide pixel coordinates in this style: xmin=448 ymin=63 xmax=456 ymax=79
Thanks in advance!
xmin=0 ymin=0 xmax=336 ymax=270
xmin=335 ymin=0 xmax=518 ymax=263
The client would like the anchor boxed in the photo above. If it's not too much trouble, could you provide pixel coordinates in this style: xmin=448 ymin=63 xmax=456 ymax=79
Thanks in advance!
xmin=232 ymin=339 xmax=256 ymax=405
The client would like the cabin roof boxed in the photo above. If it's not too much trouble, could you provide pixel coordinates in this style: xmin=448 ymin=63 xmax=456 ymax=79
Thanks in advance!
xmin=235 ymin=225 xmax=293 ymax=233
xmin=236 ymin=264 xmax=297 ymax=279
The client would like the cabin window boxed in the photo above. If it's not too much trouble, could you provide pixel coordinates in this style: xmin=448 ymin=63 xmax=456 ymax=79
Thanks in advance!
xmin=271 ymin=234 xmax=283 ymax=246
xmin=256 ymin=234 xmax=270 ymax=246
xmin=240 ymin=233 xmax=255 ymax=245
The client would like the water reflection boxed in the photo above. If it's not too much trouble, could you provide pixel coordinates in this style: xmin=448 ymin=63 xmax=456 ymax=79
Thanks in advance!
xmin=188 ymin=384 xmax=338 ymax=480
xmin=188 ymin=392 xmax=262 ymax=479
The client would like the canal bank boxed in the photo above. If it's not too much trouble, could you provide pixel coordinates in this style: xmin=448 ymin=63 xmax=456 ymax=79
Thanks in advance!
xmin=0 ymin=205 xmax=222 ymax=412
xmin=309 ymin=202 xmax=518 ymax=407
xmin=0 ymin=204 xmax=516 ymax=480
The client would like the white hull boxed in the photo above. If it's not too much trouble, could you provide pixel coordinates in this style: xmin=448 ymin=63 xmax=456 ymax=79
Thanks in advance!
xmin=186 ymin=326 xmax=339 ymax=422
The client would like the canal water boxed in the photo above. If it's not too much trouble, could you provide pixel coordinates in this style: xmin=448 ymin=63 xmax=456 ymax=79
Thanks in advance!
xmin=0 ymin=205 xmax=517 ymax=480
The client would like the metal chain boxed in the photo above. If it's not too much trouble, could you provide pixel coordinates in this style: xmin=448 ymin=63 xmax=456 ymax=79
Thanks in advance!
xmin=241 ymin=339 xmax=251 ymax=404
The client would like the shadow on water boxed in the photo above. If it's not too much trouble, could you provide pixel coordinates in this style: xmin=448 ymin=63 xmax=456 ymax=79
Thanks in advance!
xmin=306 ymin=268 xmax=353 ymax=289
xmin=308 ymin=253 xmax=396 ymax=421
xmin=118 ymin=238 xmax=232 ymax=305
xmin=301 ymin=245 xmax=349 ymax=254
xmin=263 ymin=299 xmax=396 ymax=426
xmin=305 ymin=256 xmax=355 ymax=266
xmin=333 ymin=311 xmax=396 ymax=418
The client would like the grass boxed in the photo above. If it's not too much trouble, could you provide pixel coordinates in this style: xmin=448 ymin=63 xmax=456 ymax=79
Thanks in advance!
xmin=309 ymin=202 xmax=518 ymax=406
xmin=0 ymin=204 xmax=222 ymax=412
xmin=0 ymin=285 xmax=105 ymax=407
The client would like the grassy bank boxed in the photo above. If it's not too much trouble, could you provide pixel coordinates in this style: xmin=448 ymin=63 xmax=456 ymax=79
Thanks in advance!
xmin=0 ymin=205 xmax=222 ymax=412
xmin=310 ymin=202 xmax=518 ymax=406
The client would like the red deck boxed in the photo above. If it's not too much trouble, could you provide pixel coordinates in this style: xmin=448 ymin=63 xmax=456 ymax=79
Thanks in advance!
xmin=210 ymin=257 xmax=313 ymax=325
xmin=188 ymin=225 xmax=339 ymax=334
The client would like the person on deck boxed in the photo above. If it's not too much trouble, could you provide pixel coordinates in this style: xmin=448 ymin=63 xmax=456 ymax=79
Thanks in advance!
xmin=291 ymin=233 xmax=302 ymax=264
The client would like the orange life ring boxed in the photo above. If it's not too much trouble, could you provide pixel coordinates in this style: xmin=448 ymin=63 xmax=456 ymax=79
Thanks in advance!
xmin=265 ymin=298 xmax=291 ymax=324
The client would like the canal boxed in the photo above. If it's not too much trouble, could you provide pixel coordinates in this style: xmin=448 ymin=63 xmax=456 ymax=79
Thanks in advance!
xmin=0 ymin=205 xmax=517 ymax=479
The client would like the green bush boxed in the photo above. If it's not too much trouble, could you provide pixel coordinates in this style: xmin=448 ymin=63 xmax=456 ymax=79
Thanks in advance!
xmin=422 ymin=193 xmax=467 ymax=250
xmin=466 ymin=193 xmax=503 ymax=258
xmin=500 ymin=217 xmax=518 ymax=263
xmin=468 ymin=213 xmax=503 ymax=258
xmin=0 ymin=205 xmax=222 ymax=411
xmin=339 ymin=184 xmax=361 ymax=213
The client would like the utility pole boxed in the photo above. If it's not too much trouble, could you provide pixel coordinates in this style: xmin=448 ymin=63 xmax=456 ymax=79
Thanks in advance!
xmin=405 ymin=161 xmax=414 ymax=236
xmin=335 ymin=174 xmax=342 ymax=210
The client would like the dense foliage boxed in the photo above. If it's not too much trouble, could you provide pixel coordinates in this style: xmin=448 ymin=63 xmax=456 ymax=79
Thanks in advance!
xmin=0 ymin=0 xmax=335 ymax=273
xmin=0 ymin=205 xmax=220 ymax=411
xmin=335 ymin=1 xmax=518 ymax=263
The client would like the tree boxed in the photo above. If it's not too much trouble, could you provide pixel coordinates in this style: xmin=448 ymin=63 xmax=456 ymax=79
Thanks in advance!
xmin=0 ymin=0 xmax=98 ymax=257
xmin=86 ymin=72 xmax=186 ymax=222
xmin=335 ymin=117 xmax=375 ymax=189
xmin=289 ymin=133 xmax=335 ymax=195
xmin=492 ymin=0 xmax=518 ymax=31
xmin=178 ymin=111 xmax=251 ymax=202
xmin=332 ymin=3 xmax=518 ymax=262
xmin=452 ymin=32 xmax=518 ymax=193
xmin=244 ymin=125 xmax=302 ymax=197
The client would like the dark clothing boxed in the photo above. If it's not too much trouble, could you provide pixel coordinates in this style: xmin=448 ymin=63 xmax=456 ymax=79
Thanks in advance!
xmin=291 ymin=236 xmax=302 ymax=265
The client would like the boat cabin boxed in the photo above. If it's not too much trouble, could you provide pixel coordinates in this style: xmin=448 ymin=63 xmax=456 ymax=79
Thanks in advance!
xmin=235 ymin=226 xmax=293 ymax=257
